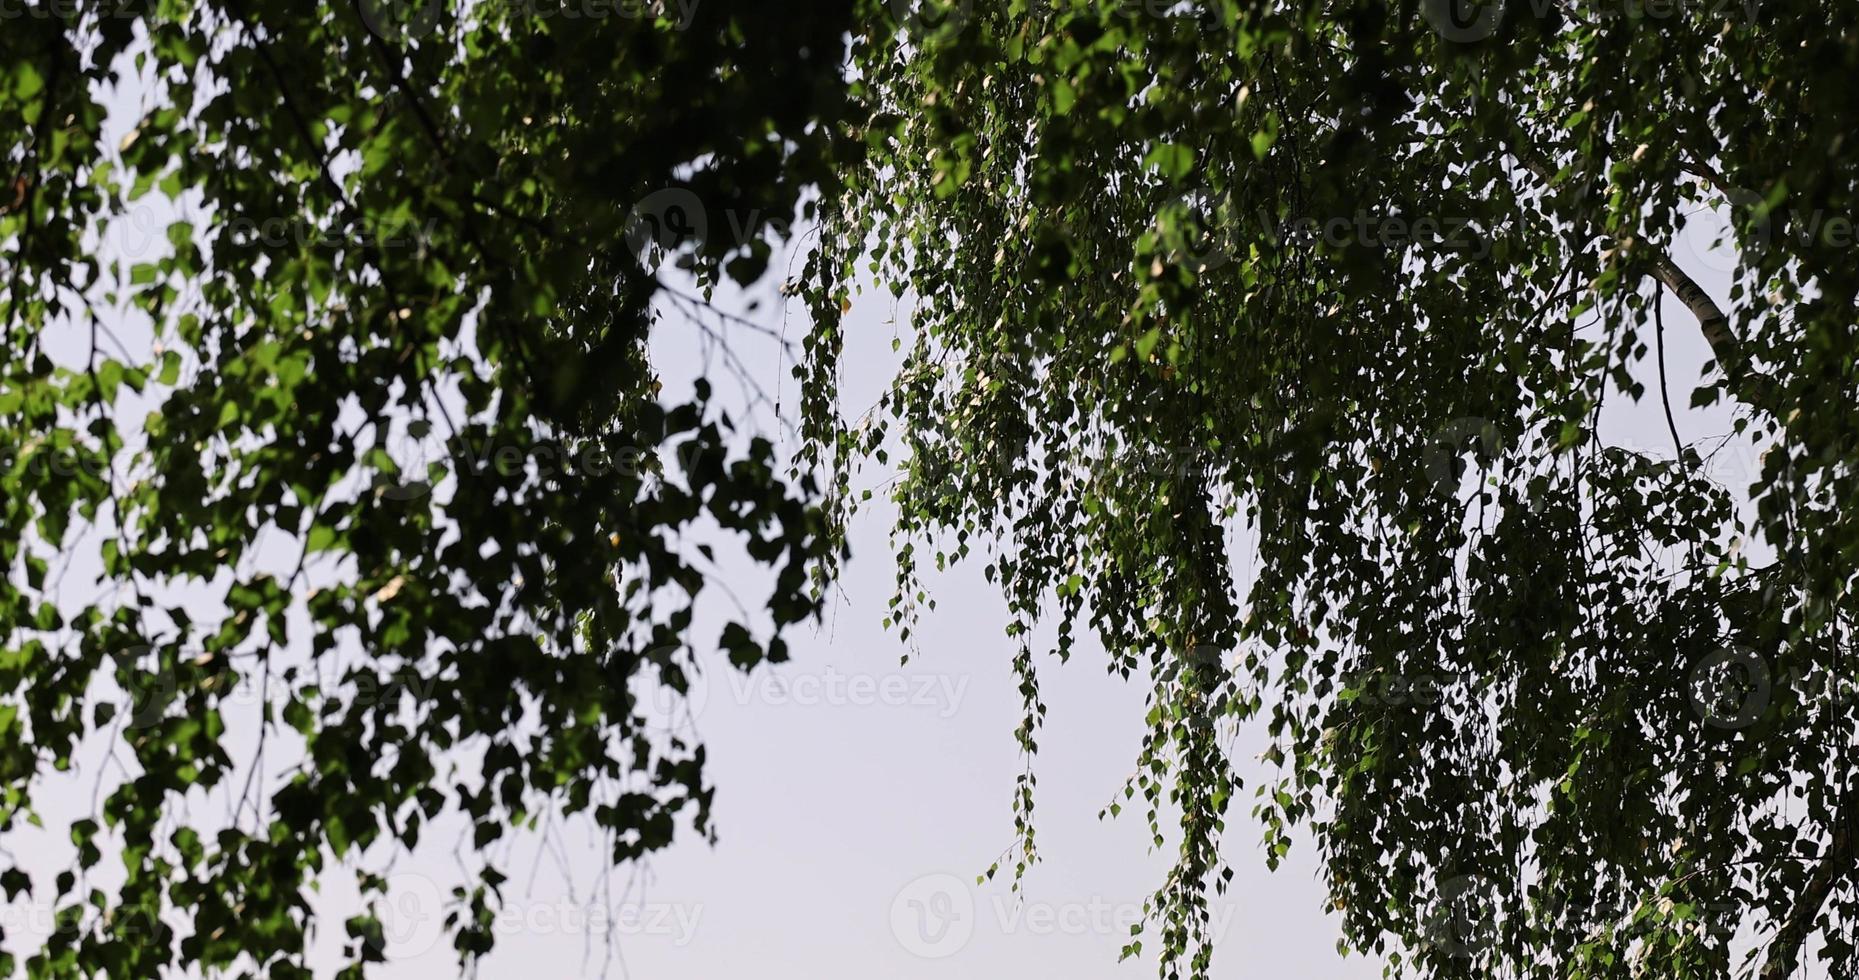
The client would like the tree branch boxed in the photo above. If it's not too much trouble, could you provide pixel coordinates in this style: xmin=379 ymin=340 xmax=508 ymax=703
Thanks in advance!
xmin=1508 ymin=136 xmax=1782 ymax=417
xmin=1759 ymin=815 xmax=1855 ymax=980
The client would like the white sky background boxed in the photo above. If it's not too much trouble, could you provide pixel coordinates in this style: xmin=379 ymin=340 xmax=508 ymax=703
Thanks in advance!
xmin=0 ymin=23 xmax=1783 ymax=977
xmin=482 ymin=243 xmax=1394 ymax=979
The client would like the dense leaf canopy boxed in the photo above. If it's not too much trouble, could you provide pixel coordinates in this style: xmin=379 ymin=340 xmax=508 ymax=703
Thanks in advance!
xmin=3 ymin=0 xmax=1858 ymax=978
xmin=3 ymin=0 xmax=848 ymax=974
xmin=804 ymin=1 xmax=1859 ymax=978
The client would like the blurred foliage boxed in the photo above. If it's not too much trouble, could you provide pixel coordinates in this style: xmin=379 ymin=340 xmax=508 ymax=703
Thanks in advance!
xmin=2 ymin=0 xmax=851 ymax=974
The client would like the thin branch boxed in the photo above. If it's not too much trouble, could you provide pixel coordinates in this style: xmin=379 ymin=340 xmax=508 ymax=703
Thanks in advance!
xmin=1654 ymin=288 xmax=1689 ymax=470
xmin=1507 ymin=134 xmax=1782 ymax=417
xmin=1759 ymin=812 xmax=1854 ymax=980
